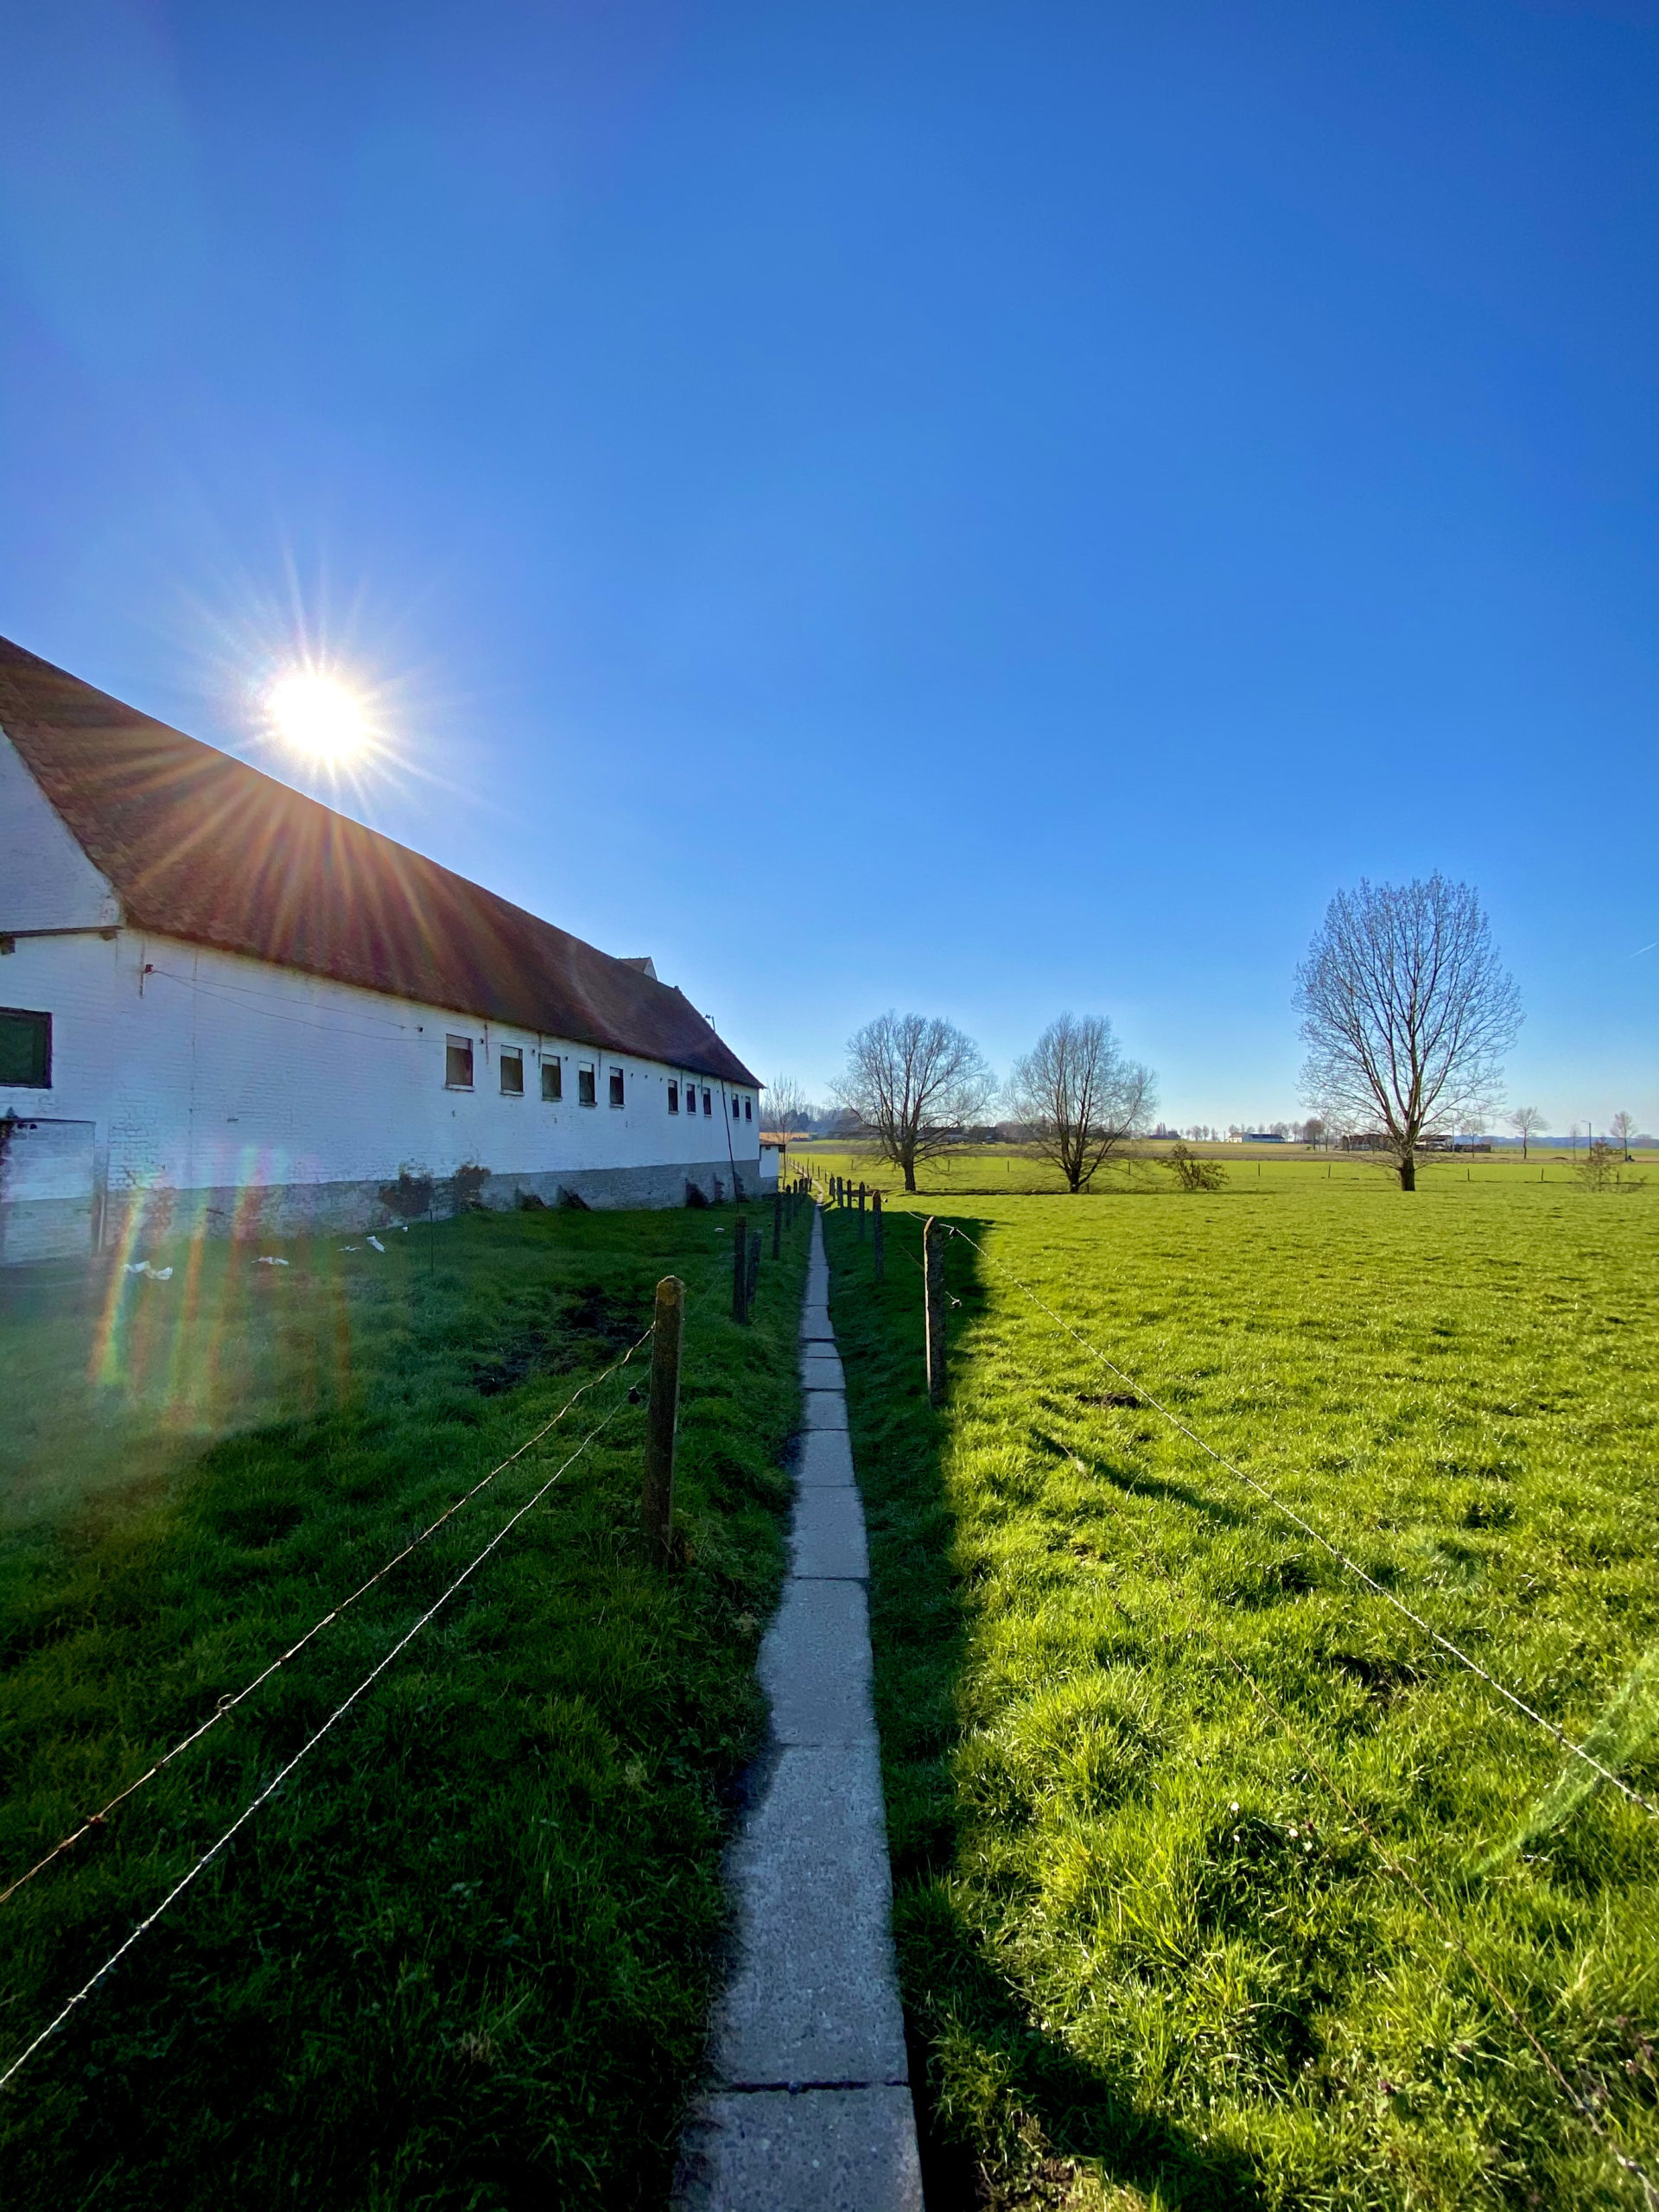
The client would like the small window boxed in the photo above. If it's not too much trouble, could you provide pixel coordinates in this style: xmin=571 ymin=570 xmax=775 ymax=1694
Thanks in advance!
xmin=702 ymin=1087 xmax=712 ymax=1117
xmin=744 ymin=1096 xmax=753 ymax=1122
xmin=499 ymin=1048 xmax=524 ymax=1096
xmin=541 ymin=1058 xmax=562 ymax=1102
xmin=731 ymin=1095 xmax=741 ymax=1119
xmin=609 ymin=1066 xmax=625 ymax=1108
xmin=0 ymin=1007 xmax=50 ymax=1087
xmin=578 ymin=1064 xmax=597 ymax=1107
xmin=446 ymin=1035 xmax=474 ymax=1089
xmin=668 ymin=1081 xmax=679 ymax=1114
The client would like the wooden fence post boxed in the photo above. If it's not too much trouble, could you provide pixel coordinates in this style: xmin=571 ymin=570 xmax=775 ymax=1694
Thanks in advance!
xmin=858 ymin=1181 xmax=867 ymax=1238
xmin=640 ymin=1274 xmax=683 ymax=1563
xmin=924 ymin=1216 xmax=946 ymax=1406
xmin=732 ymin=1214 xmax=748 ymax=1322
xmin=873 ymin=1190 xmax=884 ymax=1282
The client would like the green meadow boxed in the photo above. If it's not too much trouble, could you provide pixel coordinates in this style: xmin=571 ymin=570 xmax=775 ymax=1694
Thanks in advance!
xmin=0 ymin=1203 xmax=809 ymax=2209
xmin=822 ymin=1171 xmax=1658 ymax=2209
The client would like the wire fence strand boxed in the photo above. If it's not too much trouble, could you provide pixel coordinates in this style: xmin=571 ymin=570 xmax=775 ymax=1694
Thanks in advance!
xmin=1082 ymin=1466 xmax=1658 ymax=2206
xmin=939 ymin=1220 xmax=1659 ymax=1823
xmin=0 ymin=1394 xmax=634 ymax=2096
xmin=0 ymin=1327 xmax=655 ymax=1912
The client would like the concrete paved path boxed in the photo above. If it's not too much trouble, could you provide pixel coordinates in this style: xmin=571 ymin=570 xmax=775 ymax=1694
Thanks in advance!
xmin=674 ymin=1205 xmax=923 ymax=2212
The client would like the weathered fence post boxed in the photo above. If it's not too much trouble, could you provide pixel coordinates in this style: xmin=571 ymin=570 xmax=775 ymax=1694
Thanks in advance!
xmin=772 ymin=1187 xmax=781 ymax=1257
xmin=872 ymin=1190 xmax=884 ymax=1282
xmin=924 ymin=1216 xmax=946 ymax=1406
xmin=640 ymin=1274 xmax=683 ymax=1563
xmin=732 ymin=1214 xmax=748 ymax=1322
xmin=748 ymin=1228 xmax=761 ymax=1306
xmin=858 ymin=1181 xmax=867 ymax=1239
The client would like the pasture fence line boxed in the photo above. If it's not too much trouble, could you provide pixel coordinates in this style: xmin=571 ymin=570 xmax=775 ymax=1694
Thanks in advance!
xmin=0 ymin=1324 xmax=658 ymax=1916
xmin=932 ymin=1220 xmax=1659 ymax=1825
xmin=0 ymin=1392 xmax=636 ymax=2096
xmin=1080 ymin=1457 xmax=1659 ymax=2206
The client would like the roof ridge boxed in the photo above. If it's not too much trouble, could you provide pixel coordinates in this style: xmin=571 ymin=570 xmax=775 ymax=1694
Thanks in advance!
xmin=0 ymin=637 xmax=760 ymax=1089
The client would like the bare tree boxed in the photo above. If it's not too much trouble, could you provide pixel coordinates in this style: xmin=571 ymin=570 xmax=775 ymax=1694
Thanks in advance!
xmin=1295 ymin=874 xmax=1522 ymax=1192
xmin=835 ymin=1013 xmax=995 ymax=1192
xmin=1611 ymin=1110 xmax=1637 ymax=1160
xmin=1507 ymin=1105 xmax=1547 ymax=1160
xmin=764 ymin=1074 xmax=812 ymax=1145
xmin=1006 ymin=1014 xmax=1155 ymax=1193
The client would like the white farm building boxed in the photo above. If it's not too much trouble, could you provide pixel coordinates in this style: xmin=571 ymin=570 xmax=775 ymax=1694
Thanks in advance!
xmin=0 ymin=639 xmax=767 ymax=1262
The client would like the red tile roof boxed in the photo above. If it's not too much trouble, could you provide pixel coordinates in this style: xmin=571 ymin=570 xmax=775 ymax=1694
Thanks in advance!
xmin=0 ymin=639 xmax=760 ymax=1088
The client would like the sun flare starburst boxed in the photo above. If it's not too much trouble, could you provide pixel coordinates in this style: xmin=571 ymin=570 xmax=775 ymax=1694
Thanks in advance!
xmin=265 ymin=671 xmax=371 ymax=766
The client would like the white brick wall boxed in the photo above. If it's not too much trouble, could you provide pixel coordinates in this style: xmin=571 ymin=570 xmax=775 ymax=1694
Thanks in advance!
xmin=1 ymin=734 xmax=762 ymax=1245
xmin=0 ymin=734 xmax=120 ymax=931
xmin=0 ymin=929 xmax=759 ymax=1192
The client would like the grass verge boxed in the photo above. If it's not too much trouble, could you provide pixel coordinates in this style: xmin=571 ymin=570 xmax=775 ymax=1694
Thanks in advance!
xmin=825 ymin=1179 xmax=1658 ymax=2209
xmin=1 ymin=1198 xmax=809 ymax=2208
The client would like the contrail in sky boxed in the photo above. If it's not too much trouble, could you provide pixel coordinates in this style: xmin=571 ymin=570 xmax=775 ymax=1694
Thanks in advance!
xmin=1630 ymin=941 xmax=1657 ymax=959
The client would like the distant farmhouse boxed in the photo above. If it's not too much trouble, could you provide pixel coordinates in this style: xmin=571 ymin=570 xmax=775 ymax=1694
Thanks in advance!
xmin=0 ymin=639 xmax=765 ymax=1262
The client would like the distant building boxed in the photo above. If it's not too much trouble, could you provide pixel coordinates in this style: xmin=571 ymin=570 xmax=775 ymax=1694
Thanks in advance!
xmin=1242 ymin=1131 xmax=1287 ymax=1143
xmin=0 ymin=639 xmax=763 ymax=1262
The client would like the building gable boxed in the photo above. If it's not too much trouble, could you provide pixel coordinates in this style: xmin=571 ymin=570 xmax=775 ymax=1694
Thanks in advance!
xmin=0 ymin=639 xmax=759 ymax=1089
xmin=0 ymin=731 xmax=121 ymax=934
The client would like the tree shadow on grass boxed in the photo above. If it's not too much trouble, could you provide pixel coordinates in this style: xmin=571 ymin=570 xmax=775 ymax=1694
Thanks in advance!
xmin=824 ymin=1204 xmax=1268 ymax=2212
xmin=1027 ymin=1426 xmax=1252 ymax=1533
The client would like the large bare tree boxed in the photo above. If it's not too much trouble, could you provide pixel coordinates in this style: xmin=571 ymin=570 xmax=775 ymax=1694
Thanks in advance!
xmin=835 ymin=1013 xmax=995 ymax=1192
xmin=1007 ymin=1014 xmax=1155 ymax=1192
xmin=1295 ymin=874 xmax=1521 ymax=1192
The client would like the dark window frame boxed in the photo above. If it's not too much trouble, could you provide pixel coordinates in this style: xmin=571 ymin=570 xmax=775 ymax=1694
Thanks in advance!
xmin=0 ymin=1007 xmax=51 ymax=1088
xmin=668 ymin=1081 xmax=679 ymax=1114
xmin=609 ymin=1066 xmax=626 ymax=1109
xmin=702 ymin=1087 xmax=712 ymax=1117
xmin=578 ymin=1064 xmax=597 ymax=1108
xmin=445 ymin=1034 xmax=474 ymax=1090
xmin=499 ymin=1047 xmax=524 ymax=1097
xmin=541 ymin=1058 xmax=563 ymax=1102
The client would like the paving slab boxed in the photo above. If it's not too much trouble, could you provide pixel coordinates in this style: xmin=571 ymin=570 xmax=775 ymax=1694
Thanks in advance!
xmin=677 ymin=2089 xmax=923 ymax=2212
xmin=790 ymin=1484 xmax=868 ymax=1579
xmin=707 ymin=1742 xmax=907 ymax=2086
xmin=677 ymin=1200 xmax=920 ymax=2210
xmin=758 ymin=1580 xmax=874 ymax=1745
xmin=796 ymin=1427 xmax=857 ymax=1488
xmin=801 ymin=1388 xmax=849 ymax=1431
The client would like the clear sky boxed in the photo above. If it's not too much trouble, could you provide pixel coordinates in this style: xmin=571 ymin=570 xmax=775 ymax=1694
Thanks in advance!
xmin=2 ymin=1 xmax=1655 ymax=1133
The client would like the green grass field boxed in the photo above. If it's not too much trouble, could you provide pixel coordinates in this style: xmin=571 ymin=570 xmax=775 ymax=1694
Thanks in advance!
xmin=822 ymin=1172 xmax=1658 ymax=2208
xmin=790 ymin=1138 xmax=1651 ymax=1202
xmin=0 ymin=1199 xmax=809 ymax=2209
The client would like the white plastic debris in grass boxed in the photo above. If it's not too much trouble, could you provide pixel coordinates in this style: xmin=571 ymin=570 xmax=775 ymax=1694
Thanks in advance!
xmin=366 ymin=1235 xmax=385 ymax=1252
xmin=257 ymin=1255 xmax=290 ymax=1267
xmin=124 ymin=1261 xmax=173 ymax=1280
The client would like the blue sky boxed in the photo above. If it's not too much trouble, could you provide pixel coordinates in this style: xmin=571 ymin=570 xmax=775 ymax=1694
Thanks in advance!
xmin=1 ymin=0 xmax=1654 ymax=1131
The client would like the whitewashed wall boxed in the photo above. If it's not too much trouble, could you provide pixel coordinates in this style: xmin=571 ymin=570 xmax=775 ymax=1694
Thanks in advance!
xmin=2 ymin=925 xmax=760 ymax=1249
xmin=0 ymin=734 xmax=121 ymax=931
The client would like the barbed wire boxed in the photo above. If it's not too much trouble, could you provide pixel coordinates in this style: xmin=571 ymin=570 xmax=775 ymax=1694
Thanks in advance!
xmin=0 ymin=1326 xmax=656 ymax=1911
xmin=938 ymin=1220 xmax=1659 ymax=1823
xmin=0 ymin=1395 xmax=634 ymax=2096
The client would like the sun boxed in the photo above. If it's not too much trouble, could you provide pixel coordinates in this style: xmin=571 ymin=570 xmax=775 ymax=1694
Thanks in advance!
xmin=266 ymin=671 xmax=370 ymax=766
